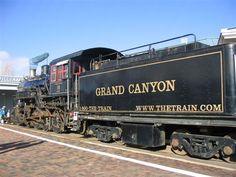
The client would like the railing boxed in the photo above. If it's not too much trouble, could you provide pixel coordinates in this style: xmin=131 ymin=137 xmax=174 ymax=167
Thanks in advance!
xmin=0 ymin=75 xmax=24 ymax=84
xmin=92 ymin=34 xmax=197 ymax=62
xmin=119 ymin=33 xmax=197 ymax=54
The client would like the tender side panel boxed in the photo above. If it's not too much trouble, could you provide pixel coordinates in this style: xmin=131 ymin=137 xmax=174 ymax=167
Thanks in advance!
xmin=79 ymin=51 xmax=223 ymax=114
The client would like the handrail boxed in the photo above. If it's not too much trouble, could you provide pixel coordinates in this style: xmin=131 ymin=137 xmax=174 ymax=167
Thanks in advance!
xmin=120 ymin=33 xmax=196 ymax=53
xmin=92 ymin=34 xmax=197 ymax=61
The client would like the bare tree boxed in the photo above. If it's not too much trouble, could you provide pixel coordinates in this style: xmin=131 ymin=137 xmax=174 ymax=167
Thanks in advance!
xmin=1 ymin=62 xmax=13 ymax=76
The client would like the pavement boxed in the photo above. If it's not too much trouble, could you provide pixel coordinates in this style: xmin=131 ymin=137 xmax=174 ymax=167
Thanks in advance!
xmin=0 ymin=124 xmax=236 ymax=177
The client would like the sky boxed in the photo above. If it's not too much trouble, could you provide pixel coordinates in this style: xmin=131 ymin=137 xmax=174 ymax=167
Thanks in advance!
xmin=0 ymin=0 xmax=235 ymax=76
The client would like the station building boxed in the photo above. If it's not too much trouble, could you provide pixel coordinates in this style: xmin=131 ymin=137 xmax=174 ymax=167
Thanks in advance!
xmin=0 ymin=75 xmax=23 ymax=111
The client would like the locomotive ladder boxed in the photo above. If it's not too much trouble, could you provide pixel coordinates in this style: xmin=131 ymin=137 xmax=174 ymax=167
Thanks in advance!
xmin=67 ymin=77 xmax=70 ymax=110
xmin=75 ymin=74 xmax=79 ymax=109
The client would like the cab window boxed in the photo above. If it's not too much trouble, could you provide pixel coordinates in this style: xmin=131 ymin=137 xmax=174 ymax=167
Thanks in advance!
xmin=73 ymin=62 xmax=81 ymax=75
xmin=50 ymin=63 xmax=68 ymax=82
xmin=57 ymin=65 xmax=63 ymax=81
xmin=50 ymin=65 xmax=57 ymax=82
xmin=63 ymin=64 xmax=68 ymax=78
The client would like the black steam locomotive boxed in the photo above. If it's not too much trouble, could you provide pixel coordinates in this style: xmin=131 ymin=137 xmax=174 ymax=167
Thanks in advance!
xmin=12 ymin=34 xmax=236 ymax=162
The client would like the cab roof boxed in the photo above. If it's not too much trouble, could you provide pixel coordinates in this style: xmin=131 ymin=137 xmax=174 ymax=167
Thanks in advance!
xmin=50 ymin=47 xmax=120 ymax=65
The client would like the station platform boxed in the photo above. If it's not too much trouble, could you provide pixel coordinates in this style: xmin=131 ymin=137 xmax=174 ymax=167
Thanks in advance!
xmin=1 ymin=124 xmax=236 ymax=177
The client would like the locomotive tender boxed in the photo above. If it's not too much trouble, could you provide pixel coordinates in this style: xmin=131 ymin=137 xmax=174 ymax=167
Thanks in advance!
xmin=13 ymin=34 xmax=236 ymax=161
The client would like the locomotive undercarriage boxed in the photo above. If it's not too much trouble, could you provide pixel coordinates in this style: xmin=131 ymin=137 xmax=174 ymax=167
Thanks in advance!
xmin=170 ymin=131 xmax=236 ymax=162
xmin=86 ymin=123 xmax=122 ymax=142
xmin=71 ymin=113 xmax=236 ymax=162
xmin=12 ymin=95 xmax=71 ymax=134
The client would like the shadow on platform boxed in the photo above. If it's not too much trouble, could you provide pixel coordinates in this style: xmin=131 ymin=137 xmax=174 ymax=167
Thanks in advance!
xmin=0 ymin=140 xmax=45 ymax=154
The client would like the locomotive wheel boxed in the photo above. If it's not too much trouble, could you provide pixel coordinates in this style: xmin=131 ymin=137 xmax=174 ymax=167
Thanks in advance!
xmin=33 ymin=122 xmax=41 ymax=130
xmin=220 ymin=133 xmax=236 ymax=163
xmin=14 ymin=109 xmax=26 ymax=126
xmin=170 ymin=129 xmax=189 ymax=156
xmin=9 ymin=108 xmax=18 ymax=125
xmin=42 ymin=119 xmax=50 ymax=132
xmin=220 ymin=150 xmax=231 ymax=163
xmin=26 ymin=121 xmax=34 ymax=128
xmin=34 ymin=119 xmax=45 ymax=130
xmin=52 ymin=117 xmax=64 ymax=133
xmin=171 ymin=141 xmax=187 ymax=156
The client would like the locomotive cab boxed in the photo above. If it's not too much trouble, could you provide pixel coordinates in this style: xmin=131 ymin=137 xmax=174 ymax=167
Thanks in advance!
xmin=70 ymin=48 xmax=119 ymax=109
xmin=49 ymin=47 xmax=120 ymax=110
xmin=50 ymin=61 xmax=69 ymax=91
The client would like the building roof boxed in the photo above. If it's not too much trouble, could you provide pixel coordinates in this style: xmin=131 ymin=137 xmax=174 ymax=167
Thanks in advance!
xmin=218 ymin=27 xmax=236 ymax=44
